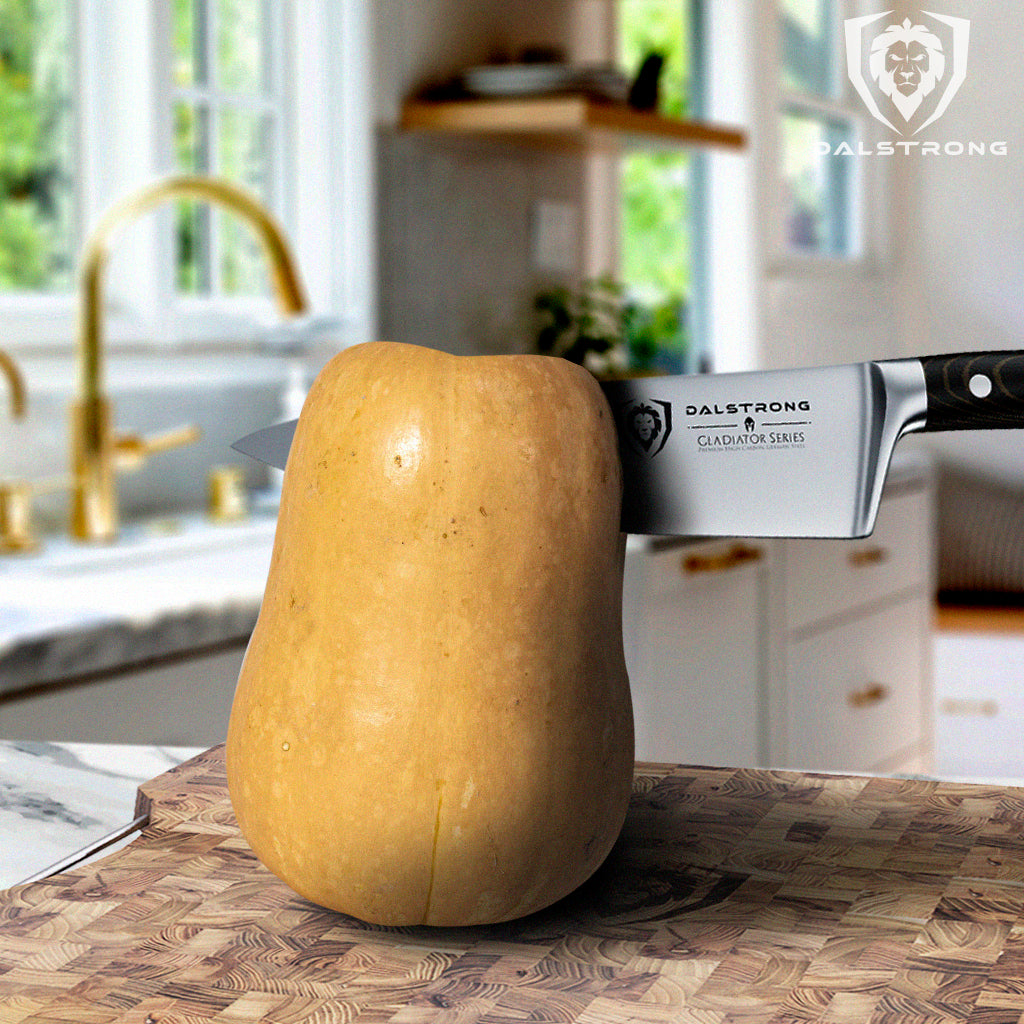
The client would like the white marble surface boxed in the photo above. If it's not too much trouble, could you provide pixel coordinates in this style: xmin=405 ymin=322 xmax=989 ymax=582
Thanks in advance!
xmin=0 ymin=740 xmax=203 ymax=891
xmin=0 ymin=510 xmax=275 ymax=696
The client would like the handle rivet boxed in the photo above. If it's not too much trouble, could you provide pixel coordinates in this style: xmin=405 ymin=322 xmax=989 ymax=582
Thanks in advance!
xmin=969 ymin=373 xmax=993 ymax=398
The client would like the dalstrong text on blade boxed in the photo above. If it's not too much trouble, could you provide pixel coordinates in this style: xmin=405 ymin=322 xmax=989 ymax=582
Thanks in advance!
xmin=684 ymin=400 xmax=812 ymax=418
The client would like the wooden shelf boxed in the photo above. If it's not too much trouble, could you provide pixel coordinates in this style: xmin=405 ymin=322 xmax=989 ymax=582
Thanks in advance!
xmin=400 ymin=95 xmax=746 ymax=152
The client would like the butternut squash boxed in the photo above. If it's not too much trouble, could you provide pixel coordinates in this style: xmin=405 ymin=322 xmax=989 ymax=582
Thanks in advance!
xmin=226 ymin=341 xmax=633 ymax=926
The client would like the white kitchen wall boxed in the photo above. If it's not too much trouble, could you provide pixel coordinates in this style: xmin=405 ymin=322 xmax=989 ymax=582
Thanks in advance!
xmin=372 ymin=0 xmax=601 ymax=357
xmin=377 ymin=136 xmax=585 ymax=356
xmin=893 ymin=1 xmax=1024 ymax=484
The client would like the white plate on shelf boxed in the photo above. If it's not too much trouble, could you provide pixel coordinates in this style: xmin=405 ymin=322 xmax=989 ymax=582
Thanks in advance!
xmin=461 ymin=63 xmax=577 ymax=97
xmin=461 ymin=63 xmax=630 ymax=103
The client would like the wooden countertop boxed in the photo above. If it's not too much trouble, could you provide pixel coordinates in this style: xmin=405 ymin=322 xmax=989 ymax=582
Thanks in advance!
xmin=3 ymin=747 xmax=1024 ymax=1021
xmin=936 ymin=602 xmax=1024 ymax=635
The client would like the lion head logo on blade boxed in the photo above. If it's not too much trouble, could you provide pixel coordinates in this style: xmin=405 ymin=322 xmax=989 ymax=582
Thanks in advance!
xmin=845 ymin=10 xmax=970 ymax=136
xmin=619 ymin=399 xmax=673 ymax=457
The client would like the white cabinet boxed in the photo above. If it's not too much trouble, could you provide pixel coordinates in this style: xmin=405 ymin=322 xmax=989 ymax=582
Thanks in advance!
xmin=625 ymin=539 xmax=768 ymax=766
xmin=773 ymin=480 xmax=934 ymax=774
xmin=933 ymin=609 xmax=1024 ymax=780
xmin=784 ymin=601 xmax=927 ymax=770
xmin=0 ymin=644 xmax=246 ymax=746
xmin=625 ymin=463 xmax=934 ymax=774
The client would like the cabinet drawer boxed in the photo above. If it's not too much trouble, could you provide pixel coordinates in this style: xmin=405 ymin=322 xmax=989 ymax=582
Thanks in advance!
xmin=785 ymin=488 xmax=928 ymax=632
xmin=934 ymin=631 xmax=1024 ymax=779
xmin=785 ymin=599 xmax=926 ymax=772
xmin=629 ymin=540 xmax=767 ymax=767
xmin=646 ymin=539 xmax=768 ymax=602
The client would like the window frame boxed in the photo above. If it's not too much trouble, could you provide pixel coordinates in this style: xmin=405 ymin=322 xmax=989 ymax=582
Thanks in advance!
xmin=157 ymin=0 xmax=290 ymax=306
xmin=761 ymin=0 xmax=890 ymax=276
xmin=613 ymin=0 xmax=713 ymax=374
xmin=0 ymin=0 xmax=373 ymax=354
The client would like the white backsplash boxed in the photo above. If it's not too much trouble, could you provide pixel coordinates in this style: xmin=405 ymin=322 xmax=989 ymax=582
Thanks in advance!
xmin=376 ymin=130 xmax=586 ymax=357
xmin=0 ymin=352 xmax=289 ymax=531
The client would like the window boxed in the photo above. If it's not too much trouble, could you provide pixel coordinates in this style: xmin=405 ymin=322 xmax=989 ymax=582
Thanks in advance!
xmin=0 ymin=0 xmax=77 ymax=293
xmin=617 ymin=0 xmax=708 ymax=373
xmin=170 ymin=0 xmax=284 ymax=297
xmin=777 ymin=0 xmax=863 ymax=259
xmin=0 ymin=1 xmax=371 ymax=348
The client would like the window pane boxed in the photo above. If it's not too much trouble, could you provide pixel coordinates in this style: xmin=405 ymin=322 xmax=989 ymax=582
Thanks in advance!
xmin=620 ymin=152 xmax=691 ymax=372
xmin=0 ymin=0 xmax=76 ymax=292
xmin=170 ymin=0 xmax=278 ymax=298
xmin=217 ymin=107 xmax=272 ymax=294
xmin=217 ymin=0 xmax=266 ymax=94
xmin=618 ymin=0 xmax=696 ymax=373
xmin=173 ymin=101 xmax=212 ymax=292
xmin=781 ymin=109 xmax=857 ymax=257
xmin=780 ymin=0 xmax=837 ymax=97
xmin=172 ymin=0 xmax=207 ymax=87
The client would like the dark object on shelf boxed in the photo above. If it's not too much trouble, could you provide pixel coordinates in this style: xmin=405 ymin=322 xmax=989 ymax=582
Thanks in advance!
xmin=628 ymin=53 xmax=664 ymax=111
xmin=518 ymin=45 xmax=564 ymax=65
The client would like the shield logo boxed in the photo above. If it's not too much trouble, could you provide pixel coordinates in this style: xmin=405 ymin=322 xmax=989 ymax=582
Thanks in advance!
xmin=618 ymin=399 xmax=673 ymax=457
xmin=845 ymin=10 xmax=970 ymax=136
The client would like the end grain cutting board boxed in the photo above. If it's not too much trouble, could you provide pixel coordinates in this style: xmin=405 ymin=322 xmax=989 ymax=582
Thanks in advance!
xmin=3 ymin=747 xmax=1024 ymax=1022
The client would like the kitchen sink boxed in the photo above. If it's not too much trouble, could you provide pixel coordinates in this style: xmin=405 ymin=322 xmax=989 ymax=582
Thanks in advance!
xmin=3 ymin=510 xmax=277 ymax=576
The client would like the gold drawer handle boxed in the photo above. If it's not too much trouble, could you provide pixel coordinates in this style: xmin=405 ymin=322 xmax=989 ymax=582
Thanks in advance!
xmin=847 ymin=682 xmax=890 ymax=709
xmin=848 ymin=546 xmax=888 ymax=568
xmin=682 ymin=543 xmax=764 ymax=576
xmin=940 ymin=698 xmax=999 ymax=717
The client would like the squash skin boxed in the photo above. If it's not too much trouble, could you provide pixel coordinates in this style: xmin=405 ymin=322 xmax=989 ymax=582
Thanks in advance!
xmin=226 ymin=341 xmax=633 ymax=926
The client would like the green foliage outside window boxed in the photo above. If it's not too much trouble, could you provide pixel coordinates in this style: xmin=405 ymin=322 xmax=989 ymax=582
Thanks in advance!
xmin=618 ymin=1 xmax=694 ymax=370
xmin=0 ymin=0 xmax=74 ymax=292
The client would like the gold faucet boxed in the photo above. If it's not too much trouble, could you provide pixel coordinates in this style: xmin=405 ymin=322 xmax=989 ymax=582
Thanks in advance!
xmin=0 ymin=348 xmax=33 ymax=553
xmin=0 ymin=348 xmax=26 ymax=420
xmin=72 ymin=174 xmax=308 ymax=542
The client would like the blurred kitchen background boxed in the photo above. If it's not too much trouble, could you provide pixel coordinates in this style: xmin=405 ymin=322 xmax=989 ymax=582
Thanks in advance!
xmin=1 ymin=0 xmax=1021 ymax=780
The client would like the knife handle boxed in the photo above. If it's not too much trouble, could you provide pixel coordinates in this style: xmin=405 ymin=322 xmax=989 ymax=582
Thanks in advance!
xmin=920 ymin=351 xmax=1024 ymax=431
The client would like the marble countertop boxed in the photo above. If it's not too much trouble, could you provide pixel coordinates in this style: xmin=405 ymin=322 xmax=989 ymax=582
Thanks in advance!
xmin=0 ymin=509 xmax=276 ymax=697
xmin=0 ymin=740 xmax=204 ymax=890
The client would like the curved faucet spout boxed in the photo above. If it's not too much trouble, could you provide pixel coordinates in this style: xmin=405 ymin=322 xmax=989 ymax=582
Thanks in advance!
xmin=0 ymin=349 xmax=26 ymax=420
xmin=78 ymin=174 xmax=307 ymax=404
xmin=73 ymin=174 xmax=309 ymax=542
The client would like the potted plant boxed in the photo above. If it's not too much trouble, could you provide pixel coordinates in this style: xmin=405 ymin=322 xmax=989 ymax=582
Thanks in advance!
xmin=534 ymin=276 xmax=685 ymax=376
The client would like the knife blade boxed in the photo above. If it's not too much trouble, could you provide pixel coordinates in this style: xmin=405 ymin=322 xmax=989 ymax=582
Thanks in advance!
xmin=233 ymin=351 xmax=1024 ymax=539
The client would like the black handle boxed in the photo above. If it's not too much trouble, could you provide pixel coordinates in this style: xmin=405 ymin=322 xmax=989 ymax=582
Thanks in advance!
xmin=921 ymin=351 xmax=1024 ymax=431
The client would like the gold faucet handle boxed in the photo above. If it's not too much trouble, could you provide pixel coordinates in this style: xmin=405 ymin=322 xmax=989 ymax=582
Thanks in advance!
xmin=114 ymin=424 xmax=202 ymax=472
xmin=0 ymin=481 xmax=38 ymax=553
xmin=1 ymin=474 xmax=74 ymax=554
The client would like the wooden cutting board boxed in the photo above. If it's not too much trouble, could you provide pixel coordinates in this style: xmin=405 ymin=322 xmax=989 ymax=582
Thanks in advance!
xmin=4 ymin=748 xmax=1024 ymax=1023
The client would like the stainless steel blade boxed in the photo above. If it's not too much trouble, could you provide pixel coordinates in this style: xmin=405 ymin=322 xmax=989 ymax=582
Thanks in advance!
xmin=231 ymin=359 xmax=929 ymax=539
xmin=231 ymin=419 xmax=296 ymax=469
xmin=601 ymin=359 xmax=927 ymax=538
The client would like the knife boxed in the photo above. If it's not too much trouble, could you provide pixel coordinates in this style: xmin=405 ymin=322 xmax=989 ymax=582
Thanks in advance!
xmin=233 ymin=351 xmax=1024 ymax=539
